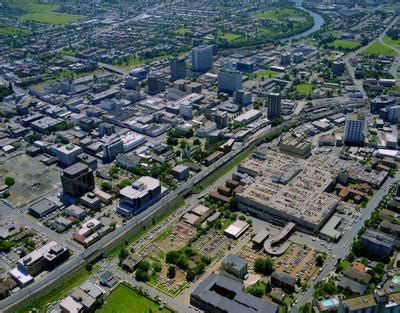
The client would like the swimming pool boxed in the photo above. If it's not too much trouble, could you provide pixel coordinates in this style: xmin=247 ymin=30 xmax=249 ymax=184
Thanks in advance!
xmin=321 ymin=298 xmax=339 ymax=308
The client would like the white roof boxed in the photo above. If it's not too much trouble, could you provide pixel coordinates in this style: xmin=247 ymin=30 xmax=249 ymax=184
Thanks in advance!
xmin=224 ymin=220 xmax=249 ymax=238
xmin=10 ymin=267 xmax=33 ymax=285
xmin=77 ymin=218 xmax=101 ymax=236
xmin=119 ymin=176 xmax=160 ymax=200
xmin=374 ymin=149 xmax=399 ymax=158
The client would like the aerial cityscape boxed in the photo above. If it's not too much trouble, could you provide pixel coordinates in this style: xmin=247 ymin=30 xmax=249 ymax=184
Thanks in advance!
xmin=0 ymin=0 xmax=400 ymax=312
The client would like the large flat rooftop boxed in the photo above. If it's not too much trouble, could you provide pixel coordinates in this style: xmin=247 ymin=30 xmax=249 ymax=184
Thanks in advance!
xmin=237 ymin=151 xmax=339 ymax=230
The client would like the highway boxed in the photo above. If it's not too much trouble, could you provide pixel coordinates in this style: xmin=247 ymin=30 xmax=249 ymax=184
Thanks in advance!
xmin=291 ymin=171 xmax=400 ymax=311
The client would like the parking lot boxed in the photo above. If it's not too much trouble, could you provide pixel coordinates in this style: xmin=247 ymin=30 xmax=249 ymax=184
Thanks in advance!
xmin=192 ymin=228 xmax=233 ymax=261
xmin=275 ymin=243 xmax=320 ymax=285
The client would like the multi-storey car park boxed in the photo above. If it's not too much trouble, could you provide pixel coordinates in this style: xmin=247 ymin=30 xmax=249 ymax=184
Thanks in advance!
xmin=236 ymin=151 xmax=339 ymax=233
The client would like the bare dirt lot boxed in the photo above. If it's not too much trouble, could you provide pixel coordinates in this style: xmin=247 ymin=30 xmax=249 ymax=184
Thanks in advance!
xmin=0 ymin=154 xmax=61 ymax=207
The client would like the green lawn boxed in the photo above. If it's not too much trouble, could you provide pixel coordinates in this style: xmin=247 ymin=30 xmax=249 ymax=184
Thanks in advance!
xmin=255 ymin=7 xmax=306 ymax=21
xmin=27 ymin=4 xmax=58 ymax=12
xmin=362 ymin=42 xmax=398 ymax=57
xmin=18 ymin=12 xmax=83 ymax=24
xmin=0 ymin=26 xmax=30 ymax=35
xmin=6 ymin=0 xmax=39 ymax=8
xmin=383 ymin=35 xmax=400 ymax=47
xmin=175 ymin=27 xmax=190 ymax=35
xmin=14 ymin=265 xmax=100 ymax=313
xmin=296 ymin=83 xmax=314 ymax=94
xmin=218 ymin=32 xmax=242 ymax=42
xmin=328 ymin=39 xmax=361 ymax=50
xmin=340 ymin=259 xmax=351 ymax=271
xmin=254 ymin=69 xmax=279 ymax=78
xmin=98 ymin=283 xmax=173 ymax=313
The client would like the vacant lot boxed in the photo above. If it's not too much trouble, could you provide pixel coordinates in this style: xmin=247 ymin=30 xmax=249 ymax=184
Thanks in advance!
xmin=328 ymin=39 xmax=361 ymax=50
xmin=362 ymin=42 xmax=398 ymax=57
xmin=98 ymin=283 xmax=173 ymax=313
xmin=0 ymin=154 xmax=61 ymax=207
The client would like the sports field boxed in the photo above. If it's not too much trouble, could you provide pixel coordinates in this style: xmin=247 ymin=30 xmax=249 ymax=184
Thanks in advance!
xmin=97 ymin=283 xmax=174 ymax=313
xmin=328 ymin=39 xmax=361 ymax=50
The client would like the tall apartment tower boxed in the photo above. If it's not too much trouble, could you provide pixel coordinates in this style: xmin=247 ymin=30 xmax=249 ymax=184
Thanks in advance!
xmin=267 ymin=92 xmax=282 ymax=120
xmin=217 ymin=69 xmax=243 ymax=94
xmin=191 ymin=45 xmax=213 ymax=72
xmin=344 ymin=113 xmax=365 ymax=146
xmin=170 ymin=56 xmax=186 ymax=81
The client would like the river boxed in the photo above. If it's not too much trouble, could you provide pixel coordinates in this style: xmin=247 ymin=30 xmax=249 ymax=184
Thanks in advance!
xmin=283 ymin=0 xmax=325 ymax=41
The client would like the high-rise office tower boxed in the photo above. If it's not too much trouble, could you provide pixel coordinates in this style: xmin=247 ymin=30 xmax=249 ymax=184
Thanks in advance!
xmin=61 ymin=162 xmax=95 ymax=197
xmin=267 ymin=92 xmax=282 ymax=120
xmin=170 ymin=56 xmax=186 ymax=81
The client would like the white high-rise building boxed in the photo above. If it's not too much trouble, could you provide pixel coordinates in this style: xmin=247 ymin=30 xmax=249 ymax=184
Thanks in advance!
xmin=191 ymin=45 xmax=213 ymax=72
xmin=344 ymin=113 xmax=365 ymax=145
xmin=217 ymin=69 xmax=242 ymax=94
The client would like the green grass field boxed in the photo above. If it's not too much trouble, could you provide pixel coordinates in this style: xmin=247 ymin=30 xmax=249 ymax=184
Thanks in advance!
xmin=296 ymin=83 xmax=314 ymax=94
xmin=218 ymin=32 xmax=242 ymax=42
xmin=328 ymin=39 xmax=361 ymax=50
xmin=362 ymin=42 xmax=398 ymax=57
xmin=0 ymin=26 xmax=31 ymax=35
xmin=18 ymin=12 xmax=84 ymax=24
xmin=254 ymin=69 xmax=279 ymax=78
xmin=98 ymin=283 xmax=173 ymax=313
xmin=255 ymin=7 xmax=306 ymax=21
xmin=175 ymin=27 xmax=190 ymax=35
xmin=383 ymin=35 xmax=400 ymax=47
xmin=6 ymin=0 xmax=39 ymax=8
xmin=27 ymin=4 xmax=58 ymax=12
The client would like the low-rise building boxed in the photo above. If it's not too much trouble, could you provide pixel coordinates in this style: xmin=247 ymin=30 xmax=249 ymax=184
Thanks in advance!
xmin=171 ymin=164 xmax=190 ymax=181
xmin=221 ymin=254 xmax=248 ymax=280
xmin=29 ymin=198 xmax=58 ymax=219
xmin=65 ymin=204 xmax=86 ymax=219
xmin=52 ymin=144 xmax=83 ymax=167
xmin=15 ymin=241 xmax=69 ymax=277
xmin=190 ymin=274 xmax=277 ymax=312
xmin=279 ymin=133 xmax=312 ymax=159
xmin=360 ymin=229 xmax=395 ymax=258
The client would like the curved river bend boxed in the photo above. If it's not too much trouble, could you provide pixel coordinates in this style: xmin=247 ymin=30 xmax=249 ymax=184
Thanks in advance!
xmin=283 ymin=0 xmax=325 ymax=41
